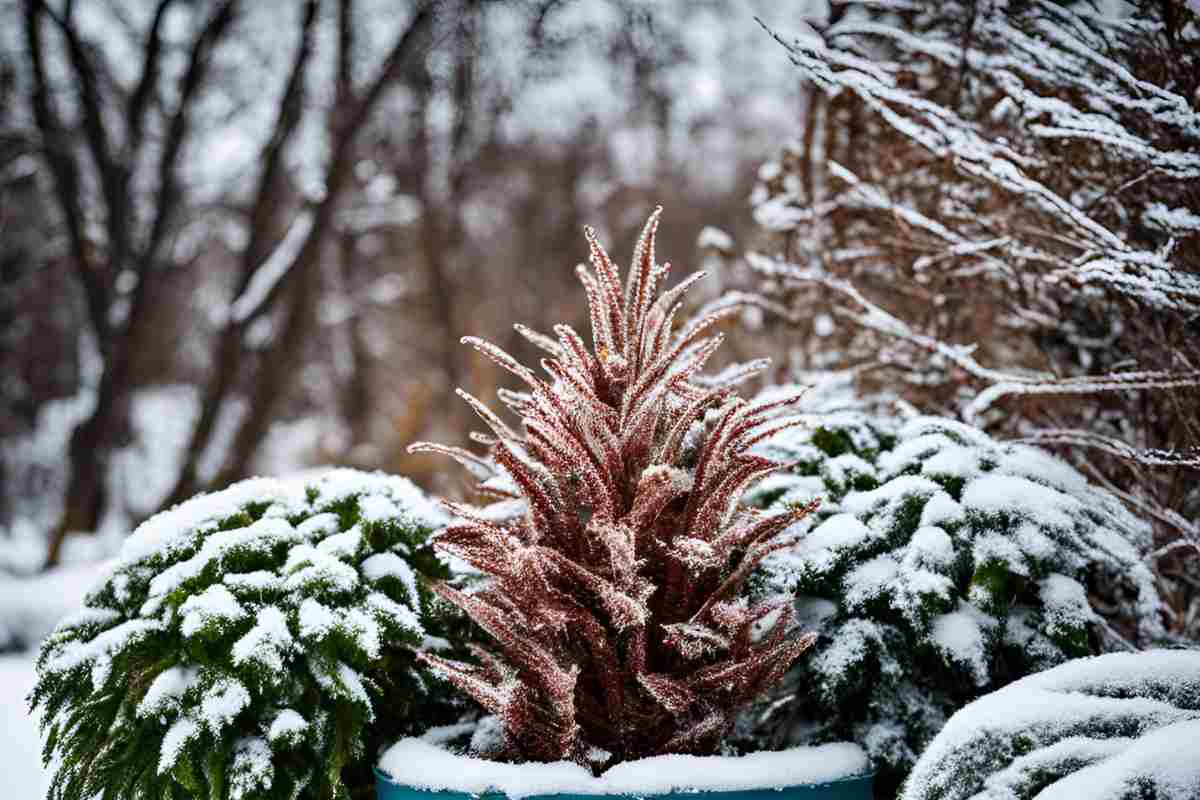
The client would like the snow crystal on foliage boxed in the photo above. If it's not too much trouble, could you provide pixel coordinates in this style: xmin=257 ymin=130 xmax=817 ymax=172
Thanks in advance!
xmin=268 ymin=708 xmax=308 ymax=745
xmin=43 ymin=617 xmax=163 ymax=687
xmin=284 ymin=544 xmax=360 ymax=595
xmin=158 ymin=716 xmax=200 ymax=774
xmin=298 ymin=597 xmax=338 ymax=641
xmin=230 ymin=736 xmax=274 ymax=800
xmin=902 ymin=650 xmax=1200 ymax=800
xmin=311 ymin=660 xmax=373 ymax=716
xmin=775 ymin=513 xmax=871 ymax=579
xmin=971 ymin=532 xmax=1029 ymax=579
xmin=907 ymin=526 xmax=954 ymax=568
xmin=358 ymin=494 xmax=400 ymax=524
xmin=297 ymin=512 xmax=340 ymax=540
xmin=1038 ymin=573 xmax=1096 ymax=634
xmin=362 ymin=551 xmax=420 ymax=603
xmin=51 ymin=604 xmax=120 ymax=634
xmin=366 ymin=591 xmax=423 ymax=635
xmin=842 ymin=475 xmax=943 ymax=518
xmin=180 ymin=584 xmax=246 ymax=638
xmin=962 ymin=475 xmax=1079 ymax=530
xmin=343 ymin=607 xmax=382 ymax=659
xmin=150 ymin=517 xmax=304 ymax=599
xmin=378 ymin=738 xmax=869 ymax=798
xmin=122 ymin=477 xmax=300 ymax=566
xmin=223 ymin=569 xmax=284 ymax=593
xmin=930 ymin=603 xmax=994 ymax=686
xmin=919 ymin=492 xmax=964 ymax=528
xmin=746 ymin=397 xmax=1164 ymax=788
xmin=1036 ymin=719 xmax=1200 ymax=800
xmin=844 ymin=554 xmax=900 ymax=609
xmin=807 ymin=513 xmax=873 ymax=554
xmin=315 ymin=526 xmax=362 ymax=559
xmin=200 ymin=678 xmax=251 ymax=735
xmin=821 ymin=453 xmax=876 ymax=490
xmin=231 ymin=605 xmax=294 ymax=673
xmin=137 ymin=665 xmax=200 ymax=719
xmin=812 ymin=618 xmax=892 ymax=695
xmin=877 ymin=434 xmax=979 ymax=479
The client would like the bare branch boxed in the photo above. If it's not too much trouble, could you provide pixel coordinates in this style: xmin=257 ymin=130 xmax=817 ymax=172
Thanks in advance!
xmin=22 ymin=0 xmax=106 ymax=337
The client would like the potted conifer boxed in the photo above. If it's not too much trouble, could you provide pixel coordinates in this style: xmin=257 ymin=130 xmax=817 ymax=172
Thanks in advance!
xmin=380 ymin=210 xmax=873 ymax=800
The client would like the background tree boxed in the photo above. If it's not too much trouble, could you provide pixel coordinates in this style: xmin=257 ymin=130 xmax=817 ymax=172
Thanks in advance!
xmin=744 ymin=0 xmax=1200 ymax=639
xmin=1 ymin=0 xmax=802 ymax=570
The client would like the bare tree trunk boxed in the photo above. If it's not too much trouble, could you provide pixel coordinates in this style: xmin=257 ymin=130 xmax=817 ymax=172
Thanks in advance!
xmin=47 ymin=401 xmax=116 ymax=566
xmin=159 ymin=330 xmax=242 ymax=508
xmin=412 ymin=2 xmax=479 ymax=404
xmin=202 ymin=0 xmax=435 ymax=487
xmin=28 ymin=0 xmax=235 ymax=565
xmin=419 ymin=207 xmax=462 ymax=390
xmin=210 ymin=244 xmax=322 ymax=488
xmin=337 ymin=233 xmax=373 ymax=447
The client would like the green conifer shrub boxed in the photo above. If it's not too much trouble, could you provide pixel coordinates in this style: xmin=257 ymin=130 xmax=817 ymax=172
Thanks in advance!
xmin=902 ymin=650 xmax=1200 ymax=800
xmin=742 ymin=391 xmax=1165 ymax=794
xmin=30 ymin=469 xmax=468 ymax=800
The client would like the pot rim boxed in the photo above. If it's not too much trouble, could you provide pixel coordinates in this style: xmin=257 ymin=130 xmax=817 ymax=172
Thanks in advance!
xmin=377 ymin=738 xmax=872 ymax=797
xmin=373 ymin=766 xmax=876 ymax=797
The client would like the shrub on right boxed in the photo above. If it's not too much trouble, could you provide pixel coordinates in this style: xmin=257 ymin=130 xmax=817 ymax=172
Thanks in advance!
xmin=742 ymin=398 xmax=1165 ymax=793
xmin=902 ymin=649 xmax=1200 ymax=800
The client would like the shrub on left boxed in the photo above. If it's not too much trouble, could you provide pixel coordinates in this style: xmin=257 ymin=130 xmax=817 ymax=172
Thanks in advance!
xmin=31 ymin=469 xmax=469 ymax=800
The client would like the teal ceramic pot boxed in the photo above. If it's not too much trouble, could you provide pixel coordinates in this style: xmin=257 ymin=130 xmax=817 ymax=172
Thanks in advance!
xmin=375 ymin=768 xmax=873 ymax=800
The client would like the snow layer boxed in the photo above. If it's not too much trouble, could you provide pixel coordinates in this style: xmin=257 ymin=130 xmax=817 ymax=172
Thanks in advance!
xmin=121 ymin=469 xmax=446 ymax=567
xmin=41 ymin=470 xmax=443 ymax=693
xmin=1036 ymin=719 xmax=1200 ymax=800
xmin=903 ymin=650 xmax=1200 ymax=800
xmin=378 ymin=738 xmax=869 ymax=798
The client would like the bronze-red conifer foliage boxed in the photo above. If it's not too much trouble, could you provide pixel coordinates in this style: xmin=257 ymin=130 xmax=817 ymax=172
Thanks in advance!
xmin=410 ymin=208 xmax=818 ymax=770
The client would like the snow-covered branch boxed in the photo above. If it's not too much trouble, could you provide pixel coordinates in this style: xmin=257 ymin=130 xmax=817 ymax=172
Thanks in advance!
xmin=229 ymin=209 xmax=315 ymax=325
xmin=756 ymin=2 xmax=1200 ymax=312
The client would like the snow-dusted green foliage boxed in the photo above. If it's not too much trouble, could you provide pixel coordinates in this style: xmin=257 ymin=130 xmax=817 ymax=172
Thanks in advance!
xmin=902 ymin=650 xmax=1200 ymax=800
xmin=743 ymin=388 xmax=1164 ymax=791
xmin=31 ymin=470 xmax=465 ymax=800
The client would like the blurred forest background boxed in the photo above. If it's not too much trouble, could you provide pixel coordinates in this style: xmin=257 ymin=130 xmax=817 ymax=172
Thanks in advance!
xmin=1 ymin=0 xmax=1197 ymax=643
xmin=1 ymin=0 xmax=803 ymax=572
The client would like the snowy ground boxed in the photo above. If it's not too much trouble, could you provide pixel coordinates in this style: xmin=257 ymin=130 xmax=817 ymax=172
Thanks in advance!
xmin=0 ymin=561 xmax=109 ymax=797
xmin=1 ymin=653 xmax=50 ymax=796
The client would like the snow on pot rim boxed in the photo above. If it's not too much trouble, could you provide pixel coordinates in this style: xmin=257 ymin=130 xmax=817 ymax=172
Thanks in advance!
xmin=376 ymin=738 xmax=872 ymax=799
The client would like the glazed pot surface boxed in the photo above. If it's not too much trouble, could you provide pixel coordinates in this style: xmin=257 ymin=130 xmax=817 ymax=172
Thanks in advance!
xmin=375 ymin=769 xmax=874 ymax=800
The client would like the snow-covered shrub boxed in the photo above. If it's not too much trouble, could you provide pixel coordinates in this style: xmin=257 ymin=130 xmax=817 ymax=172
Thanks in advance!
xmin=31 ymin=469 xmax=466 ymax=800
xmin=902 ymin=650 xmax=1200 ymax=800
xmin=408 ymin=210 xmax=821 ymax=769
xmin=744 ymin=399 xmax=1164 ymax=792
